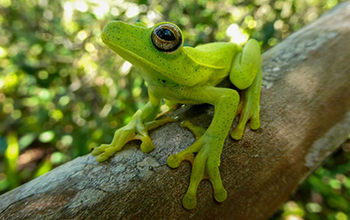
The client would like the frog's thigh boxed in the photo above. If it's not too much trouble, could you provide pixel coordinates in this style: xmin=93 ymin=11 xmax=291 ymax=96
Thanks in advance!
xmin=229 ymin=39 xmax=261 ymax=90
xmin=231 ymin=67 xmax=262 ymax=140
xmin=181 ymin=88 xmax=239 ymax=209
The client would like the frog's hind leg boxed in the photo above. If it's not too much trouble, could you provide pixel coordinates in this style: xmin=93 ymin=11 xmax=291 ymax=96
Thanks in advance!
xmin=231 ymin=68 xmax=262 ymax=140
xmin=228 ymin=39 xmax=262 ymax=140
xmin=167 ymin=120 xmax=206 ymax=166
xmin=177 ymin=120 xmax=226 ymax=201
xmin=168 ymin=87 xmax=240 ymax=209
xmin=180 ymin=120 xmax=206 ymax=139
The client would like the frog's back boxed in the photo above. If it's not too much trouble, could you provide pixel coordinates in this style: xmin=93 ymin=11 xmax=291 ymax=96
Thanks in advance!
xmin=192 ymin=42 xmax=237 ymax=67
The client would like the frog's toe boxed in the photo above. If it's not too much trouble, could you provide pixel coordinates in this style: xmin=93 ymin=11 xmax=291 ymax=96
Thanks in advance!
xmin=214 ymin=187 xmax=227 ymax=202
xmin=183 ymin=193 xmax=197 ymax=209
xmin=91 ymin=144 xmax=110 ymax=156
xmin=96 ymin=152 xmax=110 ymax=162
xmin=93 ymin=144 xmax=122 ymax=162
xmin=207 ymin=161 xmax=227 ymax=202
xmin=140 ymin=136 xmax=154 ymax=153
xmin=104 ymin=146 xmax=119 ymax=155
xmin=167 ymin=139 xmax=202 ymax=168
xmin=250 ymin=118 xmax=260 ymax=130
xmin=180 ymin=120 xmax=206 ymax=139
xmin=167 ymin=154 xmax=182 ymax=168
xmin=231 ymin=126 xmax=244 ymax=140
xmin=250 ymin=110 xmax=260 ymax=130
xmin=181 ymin=150 xmax=207 ymax=209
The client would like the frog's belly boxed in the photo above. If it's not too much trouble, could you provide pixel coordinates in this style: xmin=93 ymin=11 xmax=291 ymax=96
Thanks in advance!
xmin=149 ymin=83 xmax=211 ymax=105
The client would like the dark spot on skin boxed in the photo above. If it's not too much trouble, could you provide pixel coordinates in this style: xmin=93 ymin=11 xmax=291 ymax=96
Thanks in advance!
xmin=162 ymin=80 xmax=166 ymax=83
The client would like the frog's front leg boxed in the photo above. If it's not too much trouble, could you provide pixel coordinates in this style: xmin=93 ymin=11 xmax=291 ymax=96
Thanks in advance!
xmin=92 ymin=92 xmax=162 ymax=162
xmin=229 ymin=39 xmax=262 ymax=140
xmin=167 ymin=87 xmax=239 ymax=209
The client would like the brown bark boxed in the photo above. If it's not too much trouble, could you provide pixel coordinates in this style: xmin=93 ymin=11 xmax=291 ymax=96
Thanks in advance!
xmin=1 ymin=2 xmax=350 ymax=219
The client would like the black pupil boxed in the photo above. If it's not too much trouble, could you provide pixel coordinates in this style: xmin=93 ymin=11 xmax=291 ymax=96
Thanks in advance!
xmin=156 ymin=28 xmax=175 ymax=41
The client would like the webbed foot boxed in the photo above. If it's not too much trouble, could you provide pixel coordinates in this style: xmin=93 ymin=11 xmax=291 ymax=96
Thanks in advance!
xmin=180 ymin=120 xmax=206 ymax=139
xmin=167 ymin=124 xmax=227 ymax=209
xmin=231 ymin=100 xmax=260 ymax=140
xmin=92 ymin=116 xmax=177 ymax=162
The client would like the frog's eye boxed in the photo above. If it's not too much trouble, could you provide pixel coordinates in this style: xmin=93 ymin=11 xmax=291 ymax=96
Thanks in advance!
xmin=151 ymin=23 xmax=182 ymax=52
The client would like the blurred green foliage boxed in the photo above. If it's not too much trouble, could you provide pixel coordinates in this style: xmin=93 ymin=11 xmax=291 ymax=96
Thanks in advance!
xmin=0 ymin=0 xmax=349 ymax=219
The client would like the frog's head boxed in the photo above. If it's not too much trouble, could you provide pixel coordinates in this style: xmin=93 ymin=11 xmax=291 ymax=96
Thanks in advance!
xmin=102 ymin=21 xmax=203 ymax=86
xmin=102 ymin=21 xmax=183 ymax=68
xmin=102 ymin=21 xmax=184 ymax=52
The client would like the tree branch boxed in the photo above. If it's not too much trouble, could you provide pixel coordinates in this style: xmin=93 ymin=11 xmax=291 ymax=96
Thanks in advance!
xmin=1 ymin=2 xmax=350 ymax=219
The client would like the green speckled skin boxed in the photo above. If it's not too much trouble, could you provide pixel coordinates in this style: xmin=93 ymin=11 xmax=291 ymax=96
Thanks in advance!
xmin=92 ymin=21 xmax=262 ymax=209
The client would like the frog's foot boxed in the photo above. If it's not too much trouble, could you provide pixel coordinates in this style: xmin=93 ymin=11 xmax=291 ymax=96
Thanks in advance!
xmin=91 ymin=123 xmax=153 ymax=162
xmin=231 ymin=101 xmax=260 ymax=140
xmin=92 ymin=116 xmax=177 ymax=162
xmin=167 ymin=135 xmax=227 ymax=209
xmin=180 ymin=120 xmax=206 ymax=139
xmin=231 ymin=69 xmax=262 ymax=140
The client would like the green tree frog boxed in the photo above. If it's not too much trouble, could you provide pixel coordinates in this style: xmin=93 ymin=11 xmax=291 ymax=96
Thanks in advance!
xmin=92 ymin=21 xmax=262 ymax=209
